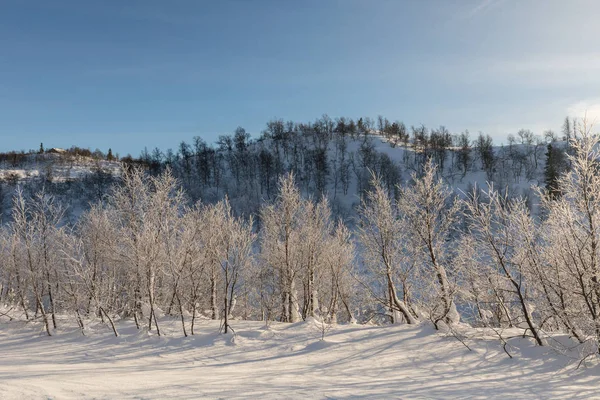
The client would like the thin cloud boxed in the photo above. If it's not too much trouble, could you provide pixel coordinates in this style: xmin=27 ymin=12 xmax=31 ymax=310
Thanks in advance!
xmin=461 ymin=0 xmax=506 ymax=20
xmin=491 ymin=54 xmax=600 ymax=74
xmin=567 ymin=100 xmax=600 ymax=126
xmin=430 ymin=53 xmax=600 ymax=88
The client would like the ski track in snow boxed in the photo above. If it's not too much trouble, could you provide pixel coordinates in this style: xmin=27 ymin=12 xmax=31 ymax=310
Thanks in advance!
xmin=0 ymin=318 xmax=597 ymax=399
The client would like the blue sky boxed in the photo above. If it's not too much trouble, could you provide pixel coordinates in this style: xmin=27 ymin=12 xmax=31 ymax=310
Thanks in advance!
xmin=1 ymin=0 xmax=599 ymax=156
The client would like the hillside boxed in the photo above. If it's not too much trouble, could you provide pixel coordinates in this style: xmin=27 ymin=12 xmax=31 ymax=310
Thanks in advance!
xmin=0 ymin=149 xmax=122 ymax=222
xmin=0 ymin=123 xmax=562 ymax=224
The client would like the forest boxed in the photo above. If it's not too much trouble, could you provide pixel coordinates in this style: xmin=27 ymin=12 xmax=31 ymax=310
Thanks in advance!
xmin=0 ymin=115 xmax=597 ymax=362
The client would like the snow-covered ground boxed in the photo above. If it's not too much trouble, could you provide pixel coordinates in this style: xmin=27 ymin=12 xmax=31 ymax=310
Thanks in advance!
xmin=0 ymin=154 xmax=121 ymax=183
xmin=0 ymin=317 xmax=596 ymax=399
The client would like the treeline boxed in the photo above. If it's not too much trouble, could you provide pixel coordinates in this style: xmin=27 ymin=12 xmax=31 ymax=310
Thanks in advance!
xmin=130 ymin=115 xmax=576 ymax=218
xmin=0 ymin=145 xmax=116 ymax=168
xmin=1 ymin=125 xmax=600 ymax=360
xmin=0 ymin=115 xmax=576 ymax=224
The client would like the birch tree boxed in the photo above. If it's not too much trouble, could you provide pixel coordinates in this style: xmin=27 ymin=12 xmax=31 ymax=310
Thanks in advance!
xmin=397 ymin=161 xmax=460 ymax=327
xmin=260 ymin=173 xmax=304 ymax=323
xmin=461 ymin=186 xmax=544 ymax=346
xmin=537 ymin=123 xmax=600 ymax=352
xmin=10 ymin=188 xmax=64 ymax=335
xmin=357 ymin=175 xmax=417 ymax=324
xmin=208 ymin=199 xmax=254 ymax=333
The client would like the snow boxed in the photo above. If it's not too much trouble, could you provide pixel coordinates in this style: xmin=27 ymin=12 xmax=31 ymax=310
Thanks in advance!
xmin=0 ymin=316 xmax=596 ymax=399
xmin=0 ymin=154 xmax=121 ymax=183
xmin=0 ymin=169 xmax=39 ymax=180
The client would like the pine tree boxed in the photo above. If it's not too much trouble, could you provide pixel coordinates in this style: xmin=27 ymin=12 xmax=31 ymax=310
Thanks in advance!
xmin=544 ymin=143 xmax=566 ymax=199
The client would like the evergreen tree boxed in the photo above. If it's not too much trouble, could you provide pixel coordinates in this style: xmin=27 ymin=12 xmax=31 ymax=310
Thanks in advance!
xmin=544 ymin=142 xmax=566 ymax=198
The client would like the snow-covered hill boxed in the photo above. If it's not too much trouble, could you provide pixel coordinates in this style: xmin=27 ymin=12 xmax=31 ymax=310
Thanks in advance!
xmin=0 ymin=150 xmax=122 ymax=222
xmin=0 ymin=151 xmax=121 ymax=183
xmin=0 ymin=129 xmax=557 ymax=224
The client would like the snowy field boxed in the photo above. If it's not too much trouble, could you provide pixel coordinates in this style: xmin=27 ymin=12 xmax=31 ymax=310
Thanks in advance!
xmin=0 ymin=317 xmax=597 ymax=399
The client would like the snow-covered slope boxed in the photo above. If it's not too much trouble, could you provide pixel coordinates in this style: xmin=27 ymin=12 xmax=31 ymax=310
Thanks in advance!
xmin=0 ymin=316 xmax=595 ymax=399
xmin=0 ymin=152 xmax=121 ymax=183
xmin=0 ymin=133 xmax=554 ymax=224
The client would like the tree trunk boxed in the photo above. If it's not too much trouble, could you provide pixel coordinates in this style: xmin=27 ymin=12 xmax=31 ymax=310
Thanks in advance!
xmin=388 ymin=274 xmax=417 ymax=324
xmin=211 ymin=273 xmax=218 ymax=320
xmin=100 ymin=307 xmax=119 ymax=337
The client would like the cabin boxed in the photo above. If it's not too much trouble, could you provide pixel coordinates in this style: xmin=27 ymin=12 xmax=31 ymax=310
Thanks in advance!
xmin=47 ymin=147 xmax=67 ymax=154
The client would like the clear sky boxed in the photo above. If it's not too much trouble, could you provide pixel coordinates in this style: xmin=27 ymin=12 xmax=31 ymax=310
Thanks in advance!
xmin=1 ymin=0 xmax=599 ymax=156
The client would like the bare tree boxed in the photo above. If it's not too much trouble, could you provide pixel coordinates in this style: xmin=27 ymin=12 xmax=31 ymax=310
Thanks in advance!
xmin=536 ymin=122 xmax=600 ymax=353
xmin=398 ymin=161 xmax=460 ymax=327
xmin=207 ymin=198 xmax=254 ymax=334
xmin=260 ymin=173 xmax=304 ymax=323
xmin=461 ymin=185 xmax=544 ymax=346
xmin=10 ymin=188 xmax=64 ymax=335
xmin=356 ymin=174 xmax=417 ymax=324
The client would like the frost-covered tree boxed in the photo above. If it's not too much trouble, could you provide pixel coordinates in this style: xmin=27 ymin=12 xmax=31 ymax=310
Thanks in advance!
xmin=461 ymin=186 xmax=544 ymax=346
xmin=207 ymin=198 xmax=254 ymax=333
xmin=259 ymin=173 xmax=350 ymax=324
xmin=260 ymin=173 xmax=305 ymax=323
xmin=398 ymin=161 xmax=460 ymax=327
xmin=322 ymin=222 xmax=356 ymax=323
xmin=61 ymin=205 xmax=120 ymax=336
xmin=537 ymin=123 xmax=600 ymax=353
xmin=10 ymin=188 xmax=64 ymax=335
xmin=356 ymin=174 xmax=417 ymax=324
xmin=109 ymin=167 xmax=184 ymax=335
xmin=299 ymin=197 xmax=331 ymax=320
